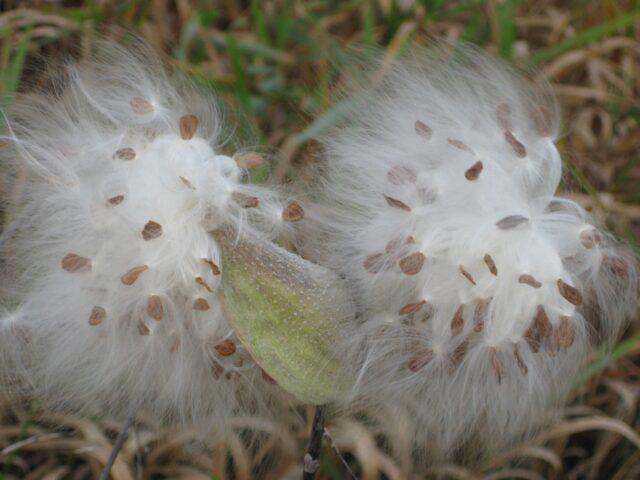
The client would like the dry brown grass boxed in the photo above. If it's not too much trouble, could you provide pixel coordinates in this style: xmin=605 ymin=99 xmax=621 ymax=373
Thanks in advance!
xmin=0 ymin=1 xmax=639 ymax=478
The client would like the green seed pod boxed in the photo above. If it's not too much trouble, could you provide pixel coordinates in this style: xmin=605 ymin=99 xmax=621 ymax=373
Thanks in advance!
xmin=215 ymin=228 xmax=355 ymax=405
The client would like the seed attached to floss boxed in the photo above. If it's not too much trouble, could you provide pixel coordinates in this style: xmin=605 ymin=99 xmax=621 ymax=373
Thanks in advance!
xmin=504 ymin=131 xmax=527 ymax=158
xmin=363 ymin=253 xmax=387 ymax=274
xmin=203 ymin=259 xmax=221 ymax=276
xmin=465 ymin=160 xmax=483 ymax=181
xmin=519 ymin=274 xmax=542 ymax=288
xmin=235 ymin=152 xmax=264 ymax=169
xmin=89 ymin=306 xmax=106 ymax=326
xmin=195 ymin=277 xmax=213 ymax=293
xmin=113 ymin=147 xmax=136 ymax=161
xmin=451 ymin=305 xmax=465 ymax=336
xmin=61 ymin=253 xmax=92 ymax=273
xmin=399 ymin=252 xmax=425 ymax=275
xmin=137 ymin=319 xmax=150 ymax=336
xmin=490 ymin=348 xmax=505 ymax=384
xmin=473 ymin=298 xmax=490 ymax=332
xmin=179 ymin=176 xmax=196 ymax=190
xmin=130 ymin=96 xmax=154 ymax=115
xmin=556 ymin=316 xmax=576 ymax=348
xmin=107 ymin=194 xmax=125 ymax=206
xmin=121 ymin=265 xmax=149 ymax=286
xmin=387 ymin=165 xmax=417 ymax=185
xmin=214 ymin=339 xmax=236 ymax=357
xmin=282 ymin=201 xmax=305 ymax=222
xmin=414 ymin=120 xmax=433 ymax=140
xmin=193 ymin=298 xmax=210 ymax=311
xmin=579 ymin=228 xmax=601 ymax=249
xmin=383 ymin=194 xmax=411 ymax=212
xmin=408 ymin=350 xmax=434 ymax=372
xmin=483 ymin=254 xmax=498 ymax=276
xmin=459 ymin=265 xmax=476 ymax=285
xmin=147 ymin=295 xmax=164 ymax=321
xmin=535 ymin=305 xmax=553 ymax=338
xmin=179 ymin=114 xmax=199 ymax=140
xmin=496 ymin=103 xmax=513 ymax=131
xmin=513 ymin=345 xmax=528 ymax=376
xmin=231 ymin=191 xmax=259 ymax=209
xmin=142 ymin=220 xmax=163 ymax=241
xmin=557 ymin=279 xmax=583 ymax=306
xmin=400 ymin=300 xmax=427 ymax=315
xmin=496 ymin=215 xmax=529 ymax=230
xmin=447 ymin=138 xmax=473 ymax=153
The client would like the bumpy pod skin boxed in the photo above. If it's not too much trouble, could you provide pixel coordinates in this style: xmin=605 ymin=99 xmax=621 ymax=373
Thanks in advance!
xmin=0 ymin=42 xmax=338 ymax=424
xmin=303 ymin=46 xmax=638 ymax=458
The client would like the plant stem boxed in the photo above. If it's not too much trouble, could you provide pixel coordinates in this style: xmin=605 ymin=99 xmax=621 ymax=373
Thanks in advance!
xmin=99 ymin=412 xmax=135 ymax=480
xmin=302 ymin=405 xmax=326 ymax=480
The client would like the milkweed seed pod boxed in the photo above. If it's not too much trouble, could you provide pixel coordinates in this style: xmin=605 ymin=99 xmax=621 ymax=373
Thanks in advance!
xmin=0 ymin=41 xmax=353 ymax=425
xmin=301 ymin=45 xmax=639 ymax=459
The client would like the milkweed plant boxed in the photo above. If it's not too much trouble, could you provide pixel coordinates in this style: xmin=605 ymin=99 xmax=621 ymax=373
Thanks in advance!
xmin=0 ymin=40 xmax=637 ymax=467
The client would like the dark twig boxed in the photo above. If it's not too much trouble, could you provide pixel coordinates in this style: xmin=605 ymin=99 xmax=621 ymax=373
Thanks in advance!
xmin=302 ymin=405 xmax=326 ymax=480
xmin=323 ymin=427 xmax=358 ymax=480
xmin=99 ymin=412 xmax=135 ymax=480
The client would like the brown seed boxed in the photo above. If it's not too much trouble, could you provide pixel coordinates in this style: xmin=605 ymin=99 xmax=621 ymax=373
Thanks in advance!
xmin=557 ymin=279 xmax=583 ymax=306
xmin=195 ymin=277 xmax=214 ymax=293
xmin=534 ymin=305 xmax=553 ymax=338
xmin=363 ymin=253 xmax=385 ymax=274
xmin=408 ymin=350 xmax=433 ymax=372
xmin=490 ymin=348 xmax=505 ymax=384
xmin=147 ymin=295 xmax=163 ymax=321
xmin=602 ymin=255 xmax=629 ymax=277
xmin=579 ymin=228 xmax=601 ymax=249
xmin=496 ymin=103 xmax=512 ymax=131
xmin=519 ymin=274 xmax=542 ymax=288
xmin=525 ymin=326 xmax=541 ymax=353
xmin=504 ymin=131 xmax=527 ymax=157
xmin=387 ymin=165 xmax=417 ymax=185
xmin=179 ymin=114 xmax=199 ymax=140
xmin=473 ymin=298 xmax=491 ymax=332
xmin=61 ymin=253 xmax=92 ymax=273
xmin=414 ymin=120 xmax=433 ymax=140
xmin=399 ymin=252 xmax=425 ymax=275
xmin=215 ymin=339 xmax=236 ymax=356
xmin=203 ymin=259 xmax=221 ymax=275
xmin=383 ymin=194 xmax=411 ymax=212
xmin=451 ymin=305 xmax=465 ymax=336
xmin=556 ymin=316 xmax=576 ymax=348
xmin=89 ymin=306 xmax=106 ymax=326
xmin=282 ymin=201 xmax=305 ymax=222
xmin=513 ymin=345 xmax=528 ymax=376
xmin=113 ymin=147 xmax=136 ymax=161
xmin=400 ymin=300 xmax=426 ymax=315
xmin=483 ymin=254 xmax=498 ymax=276
xmin=235 ymin=152 xmax=264 ymax=169
xmin=193 ymin=298 xmax=210 ymax=311
xmin=108 ymin=194 xmax=125 ymax=206
xmin=447 ymin=138 xmax=473 ymax=153
xmin=459 ymin=265 xmax=476 ymax=285
xmin=179 ymin=176 xmax=196 ymax=190
xmin=496 ymin=215 xmax=529 ymax=230
xmin=464 ymin=161 xmax=483 ymax=181
xmin=170 ymin=336 xmax=181 ymax=352
xmin=137 ymin=319 xmax=150 ymax=336
xmin=142 ymin=220 xmax=163 ymax=241
xmin=532 ymin=105 xmax=552 ymax=137
xmin=121 ymin=265 xmax=149 ymax=285
xmin=450 ymin=341 xmax=468 ymax=368
xmin=231 ymin=191 xmax=259 ymax=208
xmin=130 ymin=97 xmax=154 ymax=115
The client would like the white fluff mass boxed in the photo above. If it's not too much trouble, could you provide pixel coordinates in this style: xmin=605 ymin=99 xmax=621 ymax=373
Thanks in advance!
xmin=0 ymin=42 xmax=300 ymax=423
xmin=303 ymin=46 xmax=639 ymax=459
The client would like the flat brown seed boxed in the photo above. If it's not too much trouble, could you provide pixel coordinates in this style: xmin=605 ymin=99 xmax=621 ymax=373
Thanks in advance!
xmin=414 ymin=120 xmax=433 ymax=140
xmin=179 ymin=114 xmax=199 ymax=140
xmin=483 ymin=254 xmax=498 ymax=276
xmin=121 ymin=265 xmax=149 ymax=285
xmin=387 ymin=165 xmax=417 ymax=185
xmin=602 ymin=255 xmax=629 ymax=277
xmin=490 ymin=348 xmax=505 ymax=384
xmin=535 ymin=305 xmax=553 ymax=338
xmin=451 ymin=305 xmax=465 ymax=336
xmin=525 ymin=326 xmax=541 ymax=353
xmin=142 ymin=220 xmax=163 ymax=241
xmin=450 ymin=341 xmax=468 ymax=368
xmin=113 ymin=147 xmax=136 ymax=161
xmin=399 ymin=252 xmax=425 ymax=275
xmin=459 ymin=265 xmax=476 ymax=285
xmin=505 ymin=131 xmax=527 ymax=158
xmin=130 ymin=97 xmax=154 ymax=115
xmin=556 ymin=316 xmax=576 ymax=348
xmin=195 ymin=277 xmax=214 ymax=293
xmin=532 ymin=105 xmax=552 ymax=137
xmin=557 ymin=279 xmax=583 ymax=306
xmin=496 ymin=215 xmax=529 ymax=230
xmin=146 ymin=295 xmax=163 ymax=321
xmin=464 ymin=161 xmax=483 ymax=181
xmin=519 ymin=274 xmax=542 ymax=288
xmin=193 ymin=298 xmax=210 ymax=311
xmin=363 ymin=253 xmax=386 ymax=274
xmin=231 ymin=191 xmax=259 ymax=208
xmin=496 ymin=103 xmax=512 ymax=131
xmin=408 ymin=350 xmax=433 ymax=372
xmin=235 ymin=152 xmax=264 ymax=169
xmin=282 ymin=201 xmax=305 ymax=222
xmin=89 ymin=306 xmax=106 ymax=326
xmin=61 ymin=253 xmax=92 ymax=273
xmin=579 ymin=228 xmax=601 ymax=249
xmin=179 ymin=176 xmax=196 ymax=190
xmin=108 ymin=194 xmax=125 ymax=206
xmin=203 ymin=259 xmax=221 ymax=275
xmin=215 ymin=339 xmax=236 ymax=356
xmin=447 ymin=138 xmax=473 ymax=153
xmin=400 ymin=300 xmax=426 ymax=315
xmin=383 ymin=194 xmax=411 ymax=212
xmin=137 ymin=319 xmax=150 ymax=336
xmin=473 ymin=298 xmax=490 ymax=332
xmin=513 ymin=345 xmax=528 ymax=376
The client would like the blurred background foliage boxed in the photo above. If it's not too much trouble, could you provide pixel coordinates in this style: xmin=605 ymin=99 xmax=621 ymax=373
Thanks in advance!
xmin=0 ymin=1 xmax=640 ymax=479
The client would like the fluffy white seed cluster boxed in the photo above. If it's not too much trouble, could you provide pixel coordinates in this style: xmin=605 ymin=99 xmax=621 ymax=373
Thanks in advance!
xmin=0 ymin=43 xmax=305 ymax=423
xmin=303 ymin=47 xmax=638 ymax=458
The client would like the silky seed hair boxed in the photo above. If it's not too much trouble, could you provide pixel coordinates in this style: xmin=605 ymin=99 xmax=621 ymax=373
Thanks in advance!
xmin=301 ymin=45 xmax=638 ymax=459
xmin=0 ymin=41 xmax=307 ymax=424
